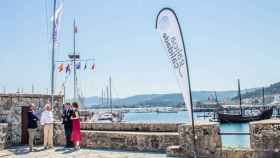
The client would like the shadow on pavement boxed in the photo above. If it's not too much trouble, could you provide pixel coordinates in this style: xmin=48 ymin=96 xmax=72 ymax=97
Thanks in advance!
xmin=62 ymin=148 xmax=76 ymax=154
xmin=7 ymin=146 xmax=29 ymax=155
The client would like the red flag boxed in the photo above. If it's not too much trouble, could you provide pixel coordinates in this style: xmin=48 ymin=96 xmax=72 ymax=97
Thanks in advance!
xmin=74 ymin=24 xmax=78 ymax=33
xmin=92 ymin=64 xmax=95 ymax=71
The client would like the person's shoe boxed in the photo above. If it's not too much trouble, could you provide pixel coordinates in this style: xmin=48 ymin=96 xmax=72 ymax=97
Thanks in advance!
xmin=44 ymin=146 xmax=48 ymax=150
xmin=29 ymin=147 xmax=33 ymax=152
xmin=76 ymin=146 xmax=80 ymax=150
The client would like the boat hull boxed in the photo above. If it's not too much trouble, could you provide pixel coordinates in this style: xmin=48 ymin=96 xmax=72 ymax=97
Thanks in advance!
xmin=218 ymin=108 xmax=273 ymax=123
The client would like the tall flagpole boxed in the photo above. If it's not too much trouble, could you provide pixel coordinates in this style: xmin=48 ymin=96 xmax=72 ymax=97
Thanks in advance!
xmin=51 ymin=0 xmax=57 ymax=107
xmin=73 ymin=20 xmax=77 ymax=101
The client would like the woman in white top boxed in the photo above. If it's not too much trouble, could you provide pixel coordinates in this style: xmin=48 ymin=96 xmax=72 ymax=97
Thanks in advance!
xmin=41 ymin=104 xmax=54 ymax=149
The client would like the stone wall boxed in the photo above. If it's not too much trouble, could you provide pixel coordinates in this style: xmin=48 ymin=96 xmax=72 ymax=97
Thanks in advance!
xmin=81 ymin=130 xmax=179 ymax=152
xmin=54 ymin=122 xmax=179 ymax=152
xmin=0 ymin=123 xmax=8 ymax=150
xmin=178 ymin=121 xmax=222 ymax=158
xmin=43 ymin=119 xmax=280 ymax=158
xmin=54 ymin=122 xmax=65 ymax=146
xmin=80 ymin=122 xmax=179 ymax=132
xmin=220 ymin=148 xmax=280 ymax=158
xmin=0 ymin=93 xmax=63 ymax=145
xmin=250 ymin=119 xmax=280 ymax=151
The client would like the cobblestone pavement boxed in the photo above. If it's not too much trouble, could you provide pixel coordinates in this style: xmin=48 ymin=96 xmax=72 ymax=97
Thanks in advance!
xmin=0 ymin=146 xmax=172 ymax=158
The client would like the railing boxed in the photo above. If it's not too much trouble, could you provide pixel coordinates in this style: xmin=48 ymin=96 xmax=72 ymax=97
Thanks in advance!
xmin=219 ymin=132 xmax=250 ymax=135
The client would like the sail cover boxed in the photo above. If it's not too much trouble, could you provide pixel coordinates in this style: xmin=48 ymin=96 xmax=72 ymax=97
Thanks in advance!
xmin=156 ymin=8 xmax=194 ymax=120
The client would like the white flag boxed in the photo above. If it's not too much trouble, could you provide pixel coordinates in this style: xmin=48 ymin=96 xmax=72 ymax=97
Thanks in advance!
xmin=156 ymin=8 xmax=194 ymax=120
xmin=51 ymin=2 xmax=63 ymax=45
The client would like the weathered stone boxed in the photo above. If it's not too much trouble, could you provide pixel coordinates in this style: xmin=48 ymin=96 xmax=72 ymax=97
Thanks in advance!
xmin=0 ymin=93 xmax=63 ymax=145
xmin=178 ymin=121 xmax=222 ymax=158
xmin=250 ymin=119 xmax=280 ymax=151
xmin=166 ymin=145 xmax=185 ymax=157
xmin=53 ymin=122 xmax=65 ymax=146
xmin=81 ymin=130 xmax=179 ymax=152
xmin=0 ymin=123 xmax=8 ymax=150
xmin=81 ymin=122 xmax=179 ymax=132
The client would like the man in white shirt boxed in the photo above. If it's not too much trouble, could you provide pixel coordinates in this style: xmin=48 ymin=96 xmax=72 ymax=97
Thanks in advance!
xmin=40 ymin=103 xmax=54 ymax=149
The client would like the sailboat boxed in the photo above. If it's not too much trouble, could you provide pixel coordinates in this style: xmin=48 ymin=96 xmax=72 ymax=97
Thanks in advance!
xmin=97 ymin=77 xmax=123 ymax=122
xmin=217 ymin=80 xmax=273 ymax=123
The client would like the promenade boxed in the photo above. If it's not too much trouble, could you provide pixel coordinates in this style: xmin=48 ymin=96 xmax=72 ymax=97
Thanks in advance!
xmin=0 ymin=146 xmax=170 ymax=158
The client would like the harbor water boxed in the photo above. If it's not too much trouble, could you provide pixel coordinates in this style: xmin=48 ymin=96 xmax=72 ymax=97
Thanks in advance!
xmin=122 ymin=111 xmax=250 ymax=148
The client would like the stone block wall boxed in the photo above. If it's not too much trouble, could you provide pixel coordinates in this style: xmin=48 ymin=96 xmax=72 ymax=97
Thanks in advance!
xmin=250 ymin=119 xmax=280 ymax=151
xmin=54 ymin=122 xmax=179 ymax=151
xmin=54 ymin=122 xmax=65 ymax=146
xmin=0 ymin=123 xmax=8 ymax=150
xmin=81 ymin=130 xmax=179 ymax=152
xmin=51 ymin=120 xmax=280 ymax=158
xmin=80 ymin=122 xmax=179 ymax=132
xmin=0 ymin=93 xmax=63 ymax=145
xmin=178 ymin=121 xmax=222 ymax=158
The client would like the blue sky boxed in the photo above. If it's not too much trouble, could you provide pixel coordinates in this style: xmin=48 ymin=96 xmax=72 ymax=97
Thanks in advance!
xmin=1 ymin=0 xmax=280 ymax=98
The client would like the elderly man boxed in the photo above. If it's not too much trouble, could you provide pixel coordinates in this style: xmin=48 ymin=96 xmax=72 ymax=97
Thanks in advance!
xmin=40 ymin=104 xmax=54 ymax=149
xmin=27 ymin=103 xmax=39 ymax=152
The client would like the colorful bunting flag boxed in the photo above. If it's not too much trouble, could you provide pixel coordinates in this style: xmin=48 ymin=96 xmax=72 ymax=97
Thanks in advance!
xmin=74 ymin=23 xmax=78 ymax=33
xmin=58 ymin=64 xmax=64 ymax=72
xmin=92 ymin=64 xmax=95 ymax=71
xmin=76 ymin=62 xmax=81 ymax=69
xmin=84 ymin=63 xmax=87 ymax=70
xmin=66 ymin=64 xmax=71 ymax=74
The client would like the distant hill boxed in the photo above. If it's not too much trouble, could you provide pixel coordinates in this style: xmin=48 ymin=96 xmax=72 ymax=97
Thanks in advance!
xmin=234 ymin=82 xmax=280 ymax=99
xmin=83 ymin=90 xmax=237 ymax=108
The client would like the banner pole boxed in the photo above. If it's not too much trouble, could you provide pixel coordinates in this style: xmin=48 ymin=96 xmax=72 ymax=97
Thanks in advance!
xmin=181 ymin=24 xmax=198 ymax=158
xmin=156 ymin=8 xmax=198 ymax=158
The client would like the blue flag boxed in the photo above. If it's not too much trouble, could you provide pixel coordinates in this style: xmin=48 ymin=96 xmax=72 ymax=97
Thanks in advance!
xmin=76 ymin=62 xmax=81 ymax=69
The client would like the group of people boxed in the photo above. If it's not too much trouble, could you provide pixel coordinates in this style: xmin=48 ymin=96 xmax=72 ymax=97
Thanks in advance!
xmin=27 ymin=102 xmax=81 ymax=152
xmin=61 ymin=102 xmax=81 ymax=149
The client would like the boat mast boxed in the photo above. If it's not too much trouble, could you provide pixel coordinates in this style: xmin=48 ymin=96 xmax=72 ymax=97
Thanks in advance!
xmin=106 ymin=86 xmax=109 ymax=107
xmin=262 ymin=87 xmax=265 ymax=106
xmin=51 ymin=0 xmax=57 ymax=107
xmin=101 ymin=88 xmax=104 ymax=105
xmin=214 ymin=91 xmax=219 ymax=106
xmin=238 ymin=79 xmax=242 ymax=115
xmin=109 ymin=76 xmax=113 ymax=113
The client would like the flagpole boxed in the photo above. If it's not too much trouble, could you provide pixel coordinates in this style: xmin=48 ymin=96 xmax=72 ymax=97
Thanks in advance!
xmin=51 ymin=0 xmax=57 ymax=108
xmin=73 ymin=19 xmax=77 ymax=101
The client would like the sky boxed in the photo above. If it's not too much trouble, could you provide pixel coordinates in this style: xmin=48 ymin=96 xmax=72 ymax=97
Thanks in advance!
xmin=1 ymin=0 xmax=280 ymax=99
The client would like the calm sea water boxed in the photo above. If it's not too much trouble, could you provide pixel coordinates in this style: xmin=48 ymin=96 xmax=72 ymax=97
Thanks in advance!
xmin=122 ymin=111 xmax=249 ymax=148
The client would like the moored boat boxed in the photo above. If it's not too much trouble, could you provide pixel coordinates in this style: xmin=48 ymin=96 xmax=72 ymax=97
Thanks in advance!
xmin=217 ymin=80 xmax=273 ymax=123
xmin=218 ymin=108 xmax=273 ymax=123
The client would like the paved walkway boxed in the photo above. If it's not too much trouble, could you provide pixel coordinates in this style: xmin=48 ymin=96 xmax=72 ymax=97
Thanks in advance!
xmin=0 ymin=146 xmax=172 ymax=158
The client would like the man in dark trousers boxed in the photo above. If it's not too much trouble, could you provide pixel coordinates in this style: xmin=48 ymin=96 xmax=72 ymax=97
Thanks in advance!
xmin=27 ymin=104 xmax=39 ymax=152
xmin=62 ymin=102 xmax=74 ymax=147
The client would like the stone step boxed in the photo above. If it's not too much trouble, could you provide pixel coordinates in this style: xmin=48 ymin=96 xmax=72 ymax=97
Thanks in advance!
xmin=80 ymin=130 xmax=179 ymax=152
xmin=166 ymin=145 xmax=185 ymax=157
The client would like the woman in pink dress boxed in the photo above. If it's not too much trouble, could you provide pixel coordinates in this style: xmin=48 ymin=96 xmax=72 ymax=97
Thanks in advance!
xmin=71 ymin=102 xmax=81 ymax=150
